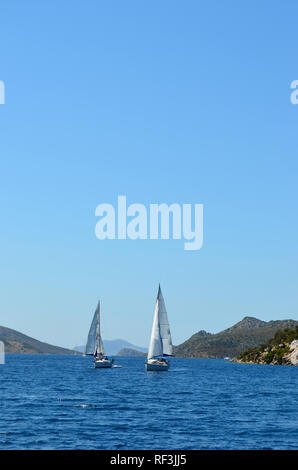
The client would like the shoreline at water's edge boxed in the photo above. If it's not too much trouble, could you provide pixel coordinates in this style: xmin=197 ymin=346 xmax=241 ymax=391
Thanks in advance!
xmin=231 ymin=358 xmax=297 ymax=366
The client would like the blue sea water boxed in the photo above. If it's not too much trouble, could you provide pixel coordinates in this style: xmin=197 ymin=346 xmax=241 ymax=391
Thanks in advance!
xmin=0 ymin=355 xmax=297 ymax=450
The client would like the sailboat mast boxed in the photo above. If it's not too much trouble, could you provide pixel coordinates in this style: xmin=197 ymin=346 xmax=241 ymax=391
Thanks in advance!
xmin=97 ymin=300 xmax=100 ymax=339
xmin=95 ymin=300 xmax=100 ymax=354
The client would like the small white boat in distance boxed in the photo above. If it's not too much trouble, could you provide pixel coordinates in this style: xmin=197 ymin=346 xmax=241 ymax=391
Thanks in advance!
xmin=85 ymin=301 xmax=113 ymax=368
xmin=146 ymin=285 xmax=173 ymax=371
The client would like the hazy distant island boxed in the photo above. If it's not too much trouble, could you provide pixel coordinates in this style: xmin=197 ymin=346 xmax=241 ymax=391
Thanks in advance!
xmin=236 ymin=325 xmax=298 ymax=365
xmin=0 ymin=326 xmax=79 ymax=354
xmin=74 ymin=339 xmax=147 ymax=356
xmin=117 ymin=348 xmax=146 ymax=357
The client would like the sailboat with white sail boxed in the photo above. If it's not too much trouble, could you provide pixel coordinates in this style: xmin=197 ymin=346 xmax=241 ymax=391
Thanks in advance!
xmin=146 ymin=285 xmax=173 ymax=371
xmin=85 ymin=301 xmax=113 ymax=368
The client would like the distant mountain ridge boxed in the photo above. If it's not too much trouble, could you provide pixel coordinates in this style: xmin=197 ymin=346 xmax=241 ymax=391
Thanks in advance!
xmin=74 ymin=339 xmax=147 ymax=356
xmin=2 ymin=316 xmax=297 ymax=358
xmin=0 ymin=325 xmax=78 ymax=354
xmin=174 ymin=317 xmax=298 ymax=358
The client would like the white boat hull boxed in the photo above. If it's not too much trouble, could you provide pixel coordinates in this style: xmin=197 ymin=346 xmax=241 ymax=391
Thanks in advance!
xmin=146 ymin=360 xmax=169 ymax=371
xmin=94 ymin=359 xmax=112 ymax=368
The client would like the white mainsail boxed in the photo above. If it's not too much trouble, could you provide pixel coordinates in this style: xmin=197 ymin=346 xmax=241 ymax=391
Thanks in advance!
xmin=85 ymin=301 xmax=105 ymax=356
xmin=85 ymin=308 xmax=97 ymax=355
xmin=95 ymin=301 xmax=105 ymax=355
xmin=147 ymin=285 xmax=173 ymax=359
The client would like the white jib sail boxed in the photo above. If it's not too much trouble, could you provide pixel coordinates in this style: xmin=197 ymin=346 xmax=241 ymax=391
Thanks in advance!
xmin=147 ymin=285 xmax=173 ymax=359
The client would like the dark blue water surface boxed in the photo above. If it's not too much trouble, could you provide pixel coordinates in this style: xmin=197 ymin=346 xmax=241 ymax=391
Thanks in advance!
xmin=0 ymin=355 xmax=298 ymax=449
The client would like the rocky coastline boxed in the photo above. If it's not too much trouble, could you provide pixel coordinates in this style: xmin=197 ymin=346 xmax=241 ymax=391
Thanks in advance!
xmin=236 ymin=326 xmax=298 ymax=366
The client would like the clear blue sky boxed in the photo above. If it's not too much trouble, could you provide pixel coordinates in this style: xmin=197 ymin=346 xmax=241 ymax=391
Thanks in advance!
xmin=0 ymin=1 xmax=297 ymax=349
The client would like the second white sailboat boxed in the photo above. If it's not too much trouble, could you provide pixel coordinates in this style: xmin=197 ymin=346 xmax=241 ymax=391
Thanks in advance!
xmin=146 ymin=285 xmax=173 ymax=371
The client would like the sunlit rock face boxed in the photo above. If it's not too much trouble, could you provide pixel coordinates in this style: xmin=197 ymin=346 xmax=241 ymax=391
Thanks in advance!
xmin=289 ymin=340 xmax=298 ymax=365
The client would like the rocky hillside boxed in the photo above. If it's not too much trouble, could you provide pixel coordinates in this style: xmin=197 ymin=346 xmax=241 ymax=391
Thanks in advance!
xmin=174 ymin=317 xmax=298 ymax=358
xmin=0 ymin=325 xmax=79 ymax=354
xmin=237 ymin=326 xmax=298 ymax=365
